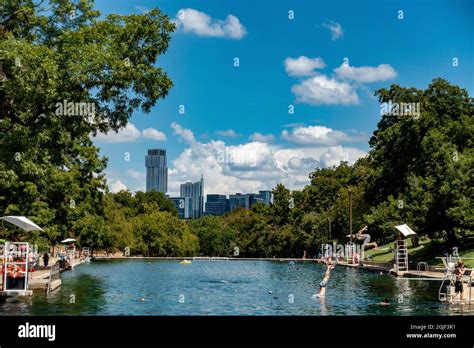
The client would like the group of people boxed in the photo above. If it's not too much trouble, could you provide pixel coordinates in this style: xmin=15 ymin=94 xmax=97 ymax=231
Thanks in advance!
xmin=314 ymin=235 xmax=470 ymax=307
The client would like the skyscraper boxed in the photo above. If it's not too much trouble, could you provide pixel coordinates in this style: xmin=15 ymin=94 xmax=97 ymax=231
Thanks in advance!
xmin=205 ymin=194 xmax=227 ymax=216
xmin=145 ymin=149 xmax=168 ymax=193
xmin=229 ymin=193 xmax=251 ymax=211
xmin=180 ymin=176 xmax=204 ymax=218
xmin=258 ymin=190 xmax=272 ymax=205
xmin=169 ymin=197 xmax=193 ymax=219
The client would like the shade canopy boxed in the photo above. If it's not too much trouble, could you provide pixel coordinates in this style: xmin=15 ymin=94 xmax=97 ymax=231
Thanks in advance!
xmin=395 ymin=224 xmax=417 ymax=237
xmin=61 ymin=238 xmax=77 ymax=243
xmin=0 ymin=216 xmax=44 ymax=231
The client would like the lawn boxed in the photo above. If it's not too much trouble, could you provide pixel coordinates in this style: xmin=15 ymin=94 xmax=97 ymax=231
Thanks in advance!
xmin=364 ymin=238 xmax=474 ymax=268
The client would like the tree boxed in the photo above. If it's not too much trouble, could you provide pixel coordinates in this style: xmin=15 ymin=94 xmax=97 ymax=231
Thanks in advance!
xmin=73 ymin=213 xmax=108 ymax=255
xmin=135 ymin=190 xmax=178 ymax=216
xmin=0 ymin=1 xmax=175 ymax=245
xmin=271 ymin=184 xmax=291 ymax=226
xmin=132 ymin=207 xmax=198 ymax=256
xmin=189 ymin=216 xmax=236 ymax=256
xmin=366 ymin=78 xmax=473 ymax=241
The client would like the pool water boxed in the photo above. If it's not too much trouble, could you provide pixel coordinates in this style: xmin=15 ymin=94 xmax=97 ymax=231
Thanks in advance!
xmin=0 ymin=259 xmax=470 ymax=315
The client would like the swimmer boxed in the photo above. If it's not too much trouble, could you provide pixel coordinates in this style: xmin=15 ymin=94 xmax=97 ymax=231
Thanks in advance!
xmin=378 ymin=298 xmax=391 ymax=306
xmin=315 ymin=261 xmax=335 ymax=298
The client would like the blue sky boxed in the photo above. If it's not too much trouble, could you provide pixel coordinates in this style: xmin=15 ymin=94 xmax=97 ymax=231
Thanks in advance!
xmin=92 ymin=0 xmax=474 ymax=196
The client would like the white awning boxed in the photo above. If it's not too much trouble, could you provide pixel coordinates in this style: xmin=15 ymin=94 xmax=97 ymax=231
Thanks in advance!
xmin=395 ymin=224 xmax=417 ymax=237
xmin=0 ymin=216 xmax=44 ymax=231
xmin=61 ymin=238 xmax=77 ymax=243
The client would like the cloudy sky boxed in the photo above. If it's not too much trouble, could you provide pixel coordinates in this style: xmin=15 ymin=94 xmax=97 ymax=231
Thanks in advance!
xmin=93 ymin=0 xmax=473 ymax=196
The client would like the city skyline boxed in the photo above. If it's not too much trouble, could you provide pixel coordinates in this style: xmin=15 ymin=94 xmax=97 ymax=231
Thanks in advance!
xmin=141 ymin=146 xmax=275 ymax=218
xmin=91 ymin=0 xmax=473 ymax=197
xmin=143 ymin=145 xmax=274 ymax=203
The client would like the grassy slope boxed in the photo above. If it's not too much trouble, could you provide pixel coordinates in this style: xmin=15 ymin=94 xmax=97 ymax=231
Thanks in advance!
xmin=364 ymin=238 xmax=474 ymax=268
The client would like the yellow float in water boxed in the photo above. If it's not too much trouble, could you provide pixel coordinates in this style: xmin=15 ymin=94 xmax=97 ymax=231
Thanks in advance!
xmin=180 ymin=260 xmax=192 ymax=265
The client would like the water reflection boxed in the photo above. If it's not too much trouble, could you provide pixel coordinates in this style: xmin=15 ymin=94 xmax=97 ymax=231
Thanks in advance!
xmin=30 ymin=273 xmax=106 ymax=315
xmin=0 ymin=260 xmax=471 ymax=316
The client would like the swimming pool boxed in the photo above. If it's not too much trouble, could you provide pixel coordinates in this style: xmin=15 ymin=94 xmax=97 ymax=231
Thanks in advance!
xmin=0 ymin=259 xmax=470 ymax=315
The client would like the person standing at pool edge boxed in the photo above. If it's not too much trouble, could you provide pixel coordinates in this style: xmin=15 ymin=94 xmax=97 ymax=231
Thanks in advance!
xmin=452 ymin=261 xmax=466 ymax=302
xmin=43 ymin=252 xmax=49 ymax=268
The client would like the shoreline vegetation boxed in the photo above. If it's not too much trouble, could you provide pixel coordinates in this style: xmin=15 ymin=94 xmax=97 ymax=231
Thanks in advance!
xmin=0 ymin=1 xmax=472 ymax=266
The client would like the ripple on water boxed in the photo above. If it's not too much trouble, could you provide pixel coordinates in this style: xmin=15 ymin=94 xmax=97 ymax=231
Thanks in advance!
xmin=0 ymin=260 xmax=470 ymax=316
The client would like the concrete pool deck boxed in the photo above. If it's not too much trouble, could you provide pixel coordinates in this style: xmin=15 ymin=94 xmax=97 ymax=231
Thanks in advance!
xmin=0 ymin=258 xmax=88 ymax=294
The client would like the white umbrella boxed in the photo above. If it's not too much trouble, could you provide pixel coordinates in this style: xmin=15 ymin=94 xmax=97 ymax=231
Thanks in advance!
xmin=61 ymin=238 xmax=77 ymax=243
xmin=395 ymin=224 xmax=417 ymax=237
xmin=0 ymin=216 xmax=44 ymax=231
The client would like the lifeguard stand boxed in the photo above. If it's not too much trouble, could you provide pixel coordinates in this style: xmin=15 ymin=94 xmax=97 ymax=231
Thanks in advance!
xmin=395 ymin=239 xmax=408 ymax=272
xmin=0 ymin=216 xmax=44 ymax=297
xmin=394 ymin=224 xmax=417 ymax=274
xmin=2 ymin=242 xmax=31 ymax=296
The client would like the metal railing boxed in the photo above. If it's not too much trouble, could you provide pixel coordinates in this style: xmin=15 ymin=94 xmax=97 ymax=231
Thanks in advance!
xmin=46 ymin=263 xmax=61 ymax=295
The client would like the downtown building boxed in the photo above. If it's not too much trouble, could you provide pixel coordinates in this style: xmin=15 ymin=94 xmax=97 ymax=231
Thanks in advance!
xmin=205 ymin=194 xmax=228 ymax=216
xmin=179 ymin=176 xmax=204 ymax=219
xmin=205 ymin=190 xmax=272 ymax=215
xmin=145 ymin=149 xmax=168 ymax=193
xmin=169 ymin=197 xmax=193 ymax=219
xmin=229 ymin=193 xmax=251 ymax=211
xmin=229 ymin=191 xmax=272 ymax=211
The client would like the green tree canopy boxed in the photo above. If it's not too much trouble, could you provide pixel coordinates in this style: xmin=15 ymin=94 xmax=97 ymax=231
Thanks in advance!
xmin=0 ymin=0 xmax=175 ymax=245
xmin=366 ymin=78 xmax=473 ymax=241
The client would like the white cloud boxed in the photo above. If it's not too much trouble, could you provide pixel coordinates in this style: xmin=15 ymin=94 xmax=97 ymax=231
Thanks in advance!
xmin=334 ymin=63 xmax=397 ymax=83
xmin=322 ymin=21 xmax=343 ymax=41
xmin=216 ymin=129 xmax=240 ymax=138
xmin=94 ymin=123 xmax=141 ymax=143
xmin=103 ymin=124 xmax=367 ymax=195
xmin=171 ymin=122 xmax=196 ymax=143
xmin=291 ymin=75 xmax=359 ymax=105
xmin=142 ymin=128 xmax=167 ymax=141
xmin=109 ymin=180 xmax=128 ymax=193
xmin=174 ymin=8 xmax=246 ymax=39
xmin=284 ymin=56 xmax=326 ymax=76
xmin=282 ymin=125 xmax=365 ymax=145
xmin=249 ymin=133 xmax=274 ymax=142
xmin=127 ymin=169 xmax=146 ymax=180
xmin=94 ymin=123 xmax=167 ymax=143
xmin=164 ymin=123 xmax=366 ymax=196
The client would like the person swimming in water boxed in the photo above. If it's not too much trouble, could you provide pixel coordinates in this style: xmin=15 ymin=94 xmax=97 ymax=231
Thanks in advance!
xmin=378 ymin=298 xmax=391 ymax=306
xmin=316 ymin=261 xmax=335 ymax=298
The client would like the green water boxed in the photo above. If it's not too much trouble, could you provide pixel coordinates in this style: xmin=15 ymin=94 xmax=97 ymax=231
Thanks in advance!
xmin=0 ymin=259 xmax=471 ymax=315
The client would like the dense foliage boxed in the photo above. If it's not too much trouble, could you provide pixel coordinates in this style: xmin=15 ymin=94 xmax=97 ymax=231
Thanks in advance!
xmin=0 ymin=0 xmax=175 ymax=248
xmin=99 ymin=78 xmax=471 ymax=258
xmin=1 ymin=3 xmax=472 ymax=257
